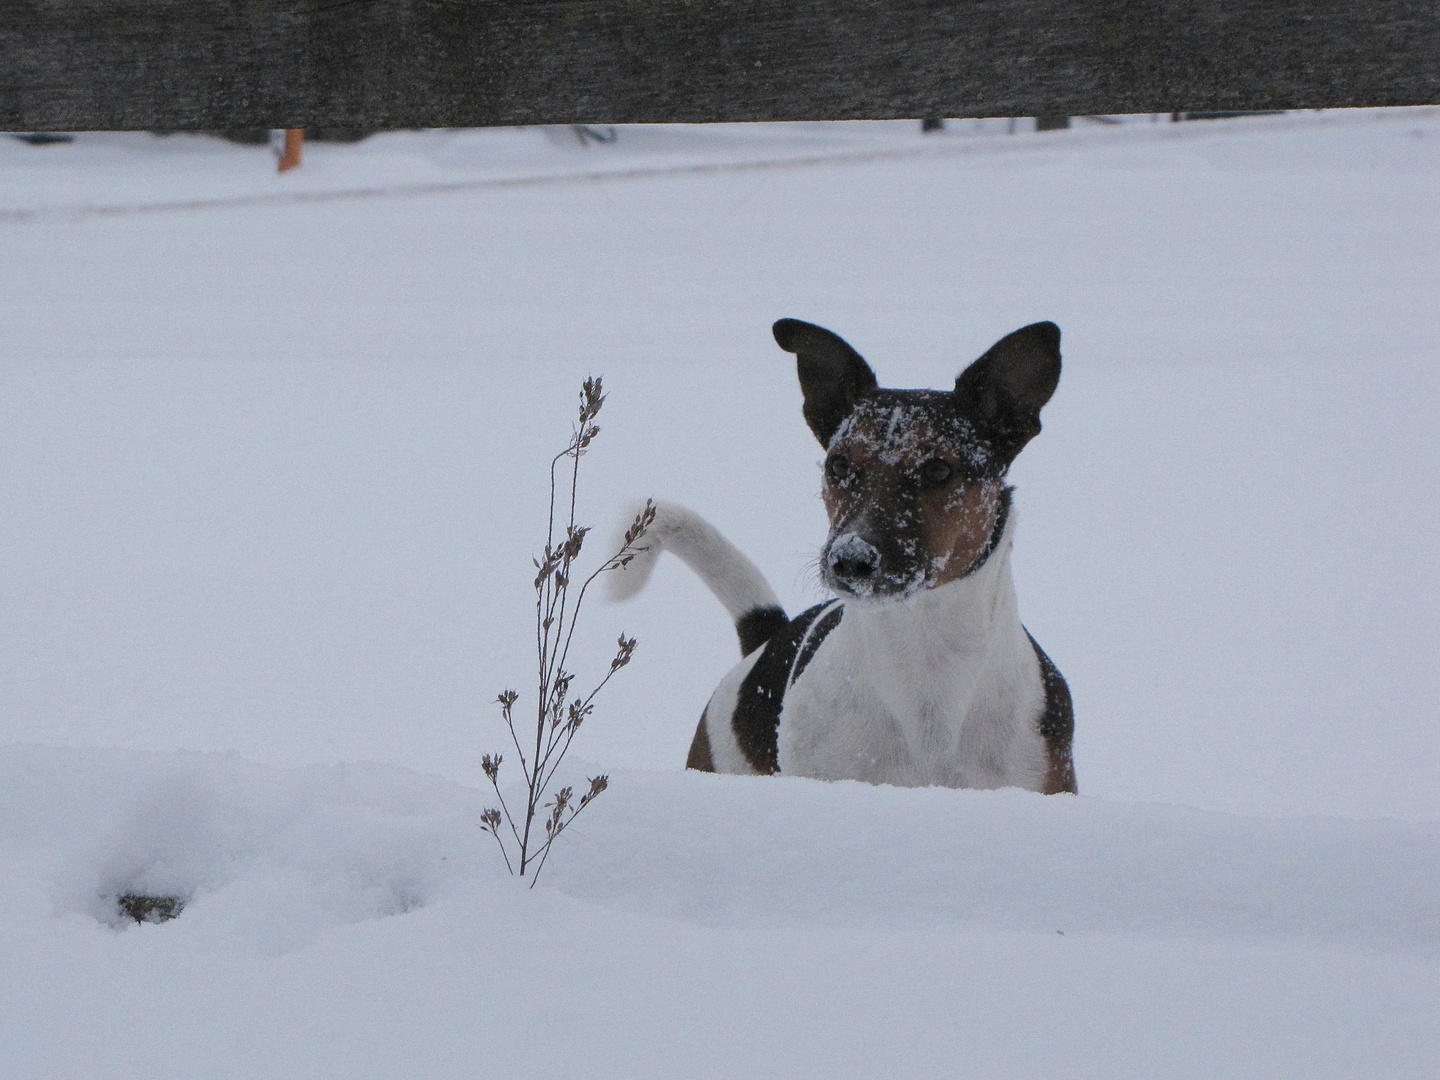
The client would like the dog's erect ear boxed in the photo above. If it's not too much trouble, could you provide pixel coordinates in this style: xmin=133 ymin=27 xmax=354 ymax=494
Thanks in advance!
xmin=773 ymin=319 xmax=879 ymax=446
xmin=953 ymin=322 xmax=1061 ymax=459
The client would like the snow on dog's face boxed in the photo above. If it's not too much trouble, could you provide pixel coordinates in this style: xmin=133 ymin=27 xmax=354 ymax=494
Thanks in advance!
xmin=772 ymin=318 xmax=1062 ymax=601
xmin=820 ymin=394 xmax=1006 ymax=598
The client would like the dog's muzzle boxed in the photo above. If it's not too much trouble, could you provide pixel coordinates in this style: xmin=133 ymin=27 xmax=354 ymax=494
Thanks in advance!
xmin=825 ymin=532 xmax=882 ymax=591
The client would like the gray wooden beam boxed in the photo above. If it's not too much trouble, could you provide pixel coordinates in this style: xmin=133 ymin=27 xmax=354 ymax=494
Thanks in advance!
xmin=4 ymin=1 xmax=1438 ymax=131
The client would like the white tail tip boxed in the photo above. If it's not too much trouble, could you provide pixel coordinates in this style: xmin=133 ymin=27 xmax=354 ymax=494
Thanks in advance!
xmin=606 ymin=501 xmax=663 ymax=602
xmin=604 ymin=501 xmax=782 ymax=621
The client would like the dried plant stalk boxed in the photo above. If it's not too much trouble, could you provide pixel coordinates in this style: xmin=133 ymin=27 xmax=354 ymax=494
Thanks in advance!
xmin=479 ymin=377 xmax=654 ymax=884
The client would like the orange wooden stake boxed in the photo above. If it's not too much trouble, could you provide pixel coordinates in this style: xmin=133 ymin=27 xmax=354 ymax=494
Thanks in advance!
xmin=277 ymin=128 xmax=304 ymax=172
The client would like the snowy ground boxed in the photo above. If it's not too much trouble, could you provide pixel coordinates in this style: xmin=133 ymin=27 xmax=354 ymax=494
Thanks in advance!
xmin=2 ymin=112 xmax=1438 ymax=1077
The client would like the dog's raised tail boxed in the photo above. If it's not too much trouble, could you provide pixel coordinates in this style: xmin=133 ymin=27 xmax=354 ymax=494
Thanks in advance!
xmin=608 ymin=501 xmax=787 ymax=656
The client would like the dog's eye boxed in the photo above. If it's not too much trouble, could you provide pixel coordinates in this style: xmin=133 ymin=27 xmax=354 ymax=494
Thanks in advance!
xmin=918 ymin=458 xmax=954 ymax=487
xmin=826 ymin=454 xmax=853 ymax=484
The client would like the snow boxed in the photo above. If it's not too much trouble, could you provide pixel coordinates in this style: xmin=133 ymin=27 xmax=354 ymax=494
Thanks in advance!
xmin=0 ymin=120 xmax=1040 ymax=222
xmin=2 ymin=111 xmax=1439 ymax=1076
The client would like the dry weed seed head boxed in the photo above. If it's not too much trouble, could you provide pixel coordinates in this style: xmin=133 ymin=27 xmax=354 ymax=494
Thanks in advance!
xmin=479 ymin=378 xmax=651 ymax=884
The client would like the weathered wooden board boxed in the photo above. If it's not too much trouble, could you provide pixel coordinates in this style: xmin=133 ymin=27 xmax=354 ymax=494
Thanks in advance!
xmin=3 ymin=1 xmax=1438 ymax=131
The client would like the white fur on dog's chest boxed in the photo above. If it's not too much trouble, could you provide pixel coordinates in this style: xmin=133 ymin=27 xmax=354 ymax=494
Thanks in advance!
xmin=776 ymin=541 xmax=1047 ymax=789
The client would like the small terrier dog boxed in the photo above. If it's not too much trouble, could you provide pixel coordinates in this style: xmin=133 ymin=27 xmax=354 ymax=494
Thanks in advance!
xmin=612 ymin=319 xmax=1074 ymax=794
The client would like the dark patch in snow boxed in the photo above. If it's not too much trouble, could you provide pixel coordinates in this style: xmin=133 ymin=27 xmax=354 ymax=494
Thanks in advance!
xmin=9 ymin=133 xmax=75 ymax=146
xmin=116 ymin=893 xmax=185 ymax=924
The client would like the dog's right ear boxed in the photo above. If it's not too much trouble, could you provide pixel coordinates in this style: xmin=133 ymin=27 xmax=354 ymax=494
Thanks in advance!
xmin=773 ymin=319 xmax=878 ymax=446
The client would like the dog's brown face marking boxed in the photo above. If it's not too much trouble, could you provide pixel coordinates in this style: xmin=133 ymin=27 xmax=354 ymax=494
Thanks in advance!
xmin=820 ymin=394 xmax=1007 ymax=599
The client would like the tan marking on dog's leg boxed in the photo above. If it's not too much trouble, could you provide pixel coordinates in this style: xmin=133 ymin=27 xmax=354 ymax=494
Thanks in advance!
xmin=686 ymin=708 xmax=716 ymax=772
xmin=1041 ymin=746 xmax=1077 ymax=795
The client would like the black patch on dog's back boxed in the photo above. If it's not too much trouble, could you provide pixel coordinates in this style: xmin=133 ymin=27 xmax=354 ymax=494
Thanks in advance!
xmin=733 ymin=601 xmax=843 ymax=774
xmin=736 ymin=604 xmax=788 ymax=656
xmin=793 ymin=603 xmax=843 ymax=683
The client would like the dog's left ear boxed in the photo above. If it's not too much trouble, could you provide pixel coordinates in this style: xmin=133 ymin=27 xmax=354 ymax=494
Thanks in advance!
xmin=953 ymin=321 xmax=1062 ymax=460
xmin=774 ymin=319 xmax=879 ymax=446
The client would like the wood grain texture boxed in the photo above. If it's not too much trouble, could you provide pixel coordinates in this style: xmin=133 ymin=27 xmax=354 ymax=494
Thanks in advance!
xmin=3 ymin=1 xmax=1438 ymax=130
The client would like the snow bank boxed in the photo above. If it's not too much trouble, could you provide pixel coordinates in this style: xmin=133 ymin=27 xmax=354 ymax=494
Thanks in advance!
xmin=6 ymin=745 xmax=1435 ymax=951
xmin=2 ymin=745 xmax=1437 ymax=1078
xmin=0 ymin=745 xmax=487 ymax=950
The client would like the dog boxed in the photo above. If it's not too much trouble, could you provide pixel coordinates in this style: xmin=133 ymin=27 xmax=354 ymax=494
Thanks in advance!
xmin=611 ymin=318 xmax=1075 ymax=794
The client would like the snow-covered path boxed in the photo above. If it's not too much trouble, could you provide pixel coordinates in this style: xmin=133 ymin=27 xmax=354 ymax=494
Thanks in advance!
xmin=2 ymin=113 xmax=1438 ymax=1076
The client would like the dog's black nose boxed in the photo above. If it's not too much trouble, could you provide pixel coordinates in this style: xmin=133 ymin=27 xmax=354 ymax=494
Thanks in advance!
xmin=827 ymin=533 xmax=881 ymax=582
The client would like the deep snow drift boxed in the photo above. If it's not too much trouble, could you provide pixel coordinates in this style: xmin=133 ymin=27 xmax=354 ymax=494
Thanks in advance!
xmin=2 ymin=113 xmax=1438 ymax=1077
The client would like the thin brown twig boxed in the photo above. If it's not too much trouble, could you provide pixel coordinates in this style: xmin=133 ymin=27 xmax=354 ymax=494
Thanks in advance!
xmin=528 ymin=777 xmax=607 ymax=886
xmin=481 ymin=378 xmax=645 ymax=879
